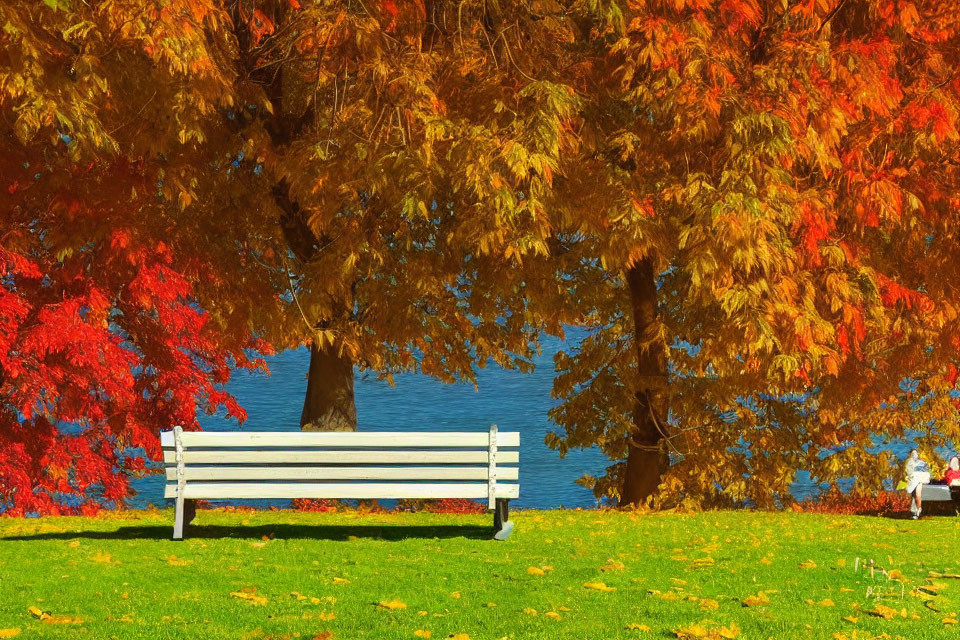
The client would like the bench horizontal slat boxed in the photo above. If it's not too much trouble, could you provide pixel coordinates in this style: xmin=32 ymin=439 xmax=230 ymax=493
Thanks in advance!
xmin=161 ymin=431 xmax=520 ymax=448
xmin=164 ymin=482 xmax=520 ymax=500
xmin=162 ymin=449 xmax=519 ymax=465
xmin=921 ymin=485 xmax=954 ymax=501
xmin=164 ymin=466 xmax=519 ymax=482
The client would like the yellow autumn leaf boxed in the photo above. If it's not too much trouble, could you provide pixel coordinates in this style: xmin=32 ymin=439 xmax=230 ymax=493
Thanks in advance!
xmin=742 ymin=592 xmax=770 ymax=607
xmin=544 ymin=611 xmax=562 ymax=620
xmin=674 ymin=623 xmax=710 ymax=638
xmin=699 ymin=598 xmax=719 ymax=610
xmin=318 ymin=612 xmax=335 ymax=621
xmin=527 ymin=566 xmax=545 ymax=575
xmin=584 ymin=582 xmax=616 ymax=592
xmin=43 ymin=615 xmax=84 ymax=625
xmin=92 ymin=551 xmax=119 ymax=565
xmin=447 ymin=635 xmax=470 ymax=640
xmin=414 ymin=631 xmax=431 ymax=638
xmin=760 ymin=557 xmax=772 ymax=565
xmin=717 ymin=625 xmax=740 ymax=639
xmin=944 ymin=616 xmax=958 ymax=625
xmin=378 ymin=599 xmax=407 ymax=610
xmin=523 ymin=608 xmax=538 ymax=616
xmin=333 ymin=577 xmax=350 ymax=585
xmin=867 ymin=604 xmax=900 ymax=619
xmin=601 ymin=561 xmax=626 ymax=571
xmin=627 ymin=623 xmax=651 ymax=631
xmin=843 ymin=616 xmax=858 ymax=623
xmin=0 ymin=630 xmax=19 ymax=638
xmin=167 ymin=555 xmax=193 ymax=566
xmin=689 ymin=557 xmax=715 ymax=569
xmin=799 ymin=560 xmax=817 ymax=569
xmin=291 ymin=592 xmax=308 ymax=601
xmin=28 ymin=606 xmax=48 ymax=620
xmin=819 ymin=599 xmax=835 ymax=607
xmin=230 ymin=591 xmax=268 ymax=606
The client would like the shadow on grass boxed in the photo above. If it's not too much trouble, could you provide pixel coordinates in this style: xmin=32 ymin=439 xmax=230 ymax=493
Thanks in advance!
xmin=1 ymin=523 xmax=494 ymax=542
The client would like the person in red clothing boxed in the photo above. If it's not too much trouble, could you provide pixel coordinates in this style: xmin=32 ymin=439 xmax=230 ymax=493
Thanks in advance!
xmin=944 ymin=456 xmax=960 ymax=487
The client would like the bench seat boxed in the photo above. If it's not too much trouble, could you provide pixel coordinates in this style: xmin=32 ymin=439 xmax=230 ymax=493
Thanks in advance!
xmin=161 ymin=426 xmax=519 ymax=540
xmin=921 ymin=484 xmax=960 ymax=502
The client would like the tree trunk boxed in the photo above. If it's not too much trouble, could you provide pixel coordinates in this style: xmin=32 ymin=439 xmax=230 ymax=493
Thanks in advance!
xmin=620 ymin=257 xmax=669 ymax=506
xmin=300 ymin=342 xmax=357 ymax=432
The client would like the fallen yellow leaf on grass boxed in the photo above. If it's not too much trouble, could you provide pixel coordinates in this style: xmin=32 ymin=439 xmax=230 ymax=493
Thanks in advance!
xmin=544 ymin=611 xmax=562 ymax=620
xmin=627 ymin=623 xmax=651 ymax=631
xmin=867 ymin=604 xmax=901 ymax=619
xmin=447 ymin=635 xmax=470 ymax=640
xmin=742 ymin=592 xmax=770 ymax=607
xmin=584 ymin=582 xmax=616 ymax=592
xmin=291 ymin=592 xmax=308 ymax=601
xmin=230 ymin=591 xmax=268 ymax=606
xmin=167 ymin=555 xmax=193 ymax=566
xmin=449 ymin=591 xmax=461 ymax=599
xmin=43 ymin=616 xmax=84 ymax=625
xmin=760 ymin=557 xmax=772 ymax=565
xmin=689 ymin=557 xmax=715 ymax=569
xmin=0 ymin=630 xmax=19 ymax=638
xmin=332 ymin=577 xmax=350 ymax=585
xmin=699 ymin=598 xmax=719 ymax=611
xmin=527 ymin=567 xmax=545 ymax=576
xmin=674 ymin=623 xmax=739 ymax=639
xmin=68 ymin=540 xmax=80 ymax=548
xmin=414 ymin=631 xmax=431 ymax=638
xmin=944 ymin=616 xmax=958 ymax=625
xmin=523 ymin=608 xmax=538 ymax=616
xmin=601 ymin=561 xmax=626 ymax=571
xmin=799 ymin=560 xmax=817 ymax=569
xmin=318 ymin=612 xmax=335 ymax=621
xmin=842 ymin=616 xmax=858 ymax=623
xmin=28 ymin=607 xmax=47 ymax=620
xmin=312 ymin=633 xmax=333 ymax=640
xmin=250 ymin=541 xmax=267 ymax=548
xmin=92 ymin=551 xmax=119 ymax=565
xmin=818 ymin=599 xmax=835 ymax=607
xmin=378 ymin=599 xmax=407 ymax=610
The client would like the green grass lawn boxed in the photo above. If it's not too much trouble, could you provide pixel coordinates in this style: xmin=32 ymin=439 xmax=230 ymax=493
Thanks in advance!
xmin=1 ymin=508 xmax=959 ymax=639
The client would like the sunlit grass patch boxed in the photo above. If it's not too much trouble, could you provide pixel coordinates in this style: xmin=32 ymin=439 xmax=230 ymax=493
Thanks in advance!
xmin=1 ymin=509 xmax=959 ymax=638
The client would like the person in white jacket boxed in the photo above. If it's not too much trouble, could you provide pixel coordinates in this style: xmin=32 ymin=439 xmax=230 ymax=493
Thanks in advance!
xmin=905 ymin=449 xmax=931 ymax=519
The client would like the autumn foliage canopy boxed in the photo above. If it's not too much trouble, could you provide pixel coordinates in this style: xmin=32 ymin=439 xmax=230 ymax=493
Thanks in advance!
xmin=3 ymin=0 xmax=960 ymax=513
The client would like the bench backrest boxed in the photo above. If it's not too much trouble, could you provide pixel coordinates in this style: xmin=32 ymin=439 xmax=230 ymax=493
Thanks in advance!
xmin=161 ymin=426 xmax=519 ymax=508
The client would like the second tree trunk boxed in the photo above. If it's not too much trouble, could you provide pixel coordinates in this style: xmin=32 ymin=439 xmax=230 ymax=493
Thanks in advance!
xmin=620 ymin=257 xmax=669 ymax=506
xmin=300 ymin=342 xmax=358 ymax=432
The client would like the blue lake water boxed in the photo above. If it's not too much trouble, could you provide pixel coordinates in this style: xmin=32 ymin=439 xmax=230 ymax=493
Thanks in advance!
xmin=131 ymin=333 xmax=613 ymax=510
xmin=130 ymin=334 xmax=913 ymax=510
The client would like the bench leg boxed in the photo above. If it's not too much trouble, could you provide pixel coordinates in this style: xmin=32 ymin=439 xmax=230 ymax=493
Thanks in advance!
xmin=493 ymin=498 xmax=514 ymax=540
xmin=173 ymin=495 xmax=185 ymax=540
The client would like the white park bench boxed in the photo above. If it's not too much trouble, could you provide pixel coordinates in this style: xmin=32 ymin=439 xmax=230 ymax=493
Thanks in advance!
xmin=921 ymin=484 xmax=960 ymax=507
xmin=161 ymin=425 xmax=519 ymax=541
